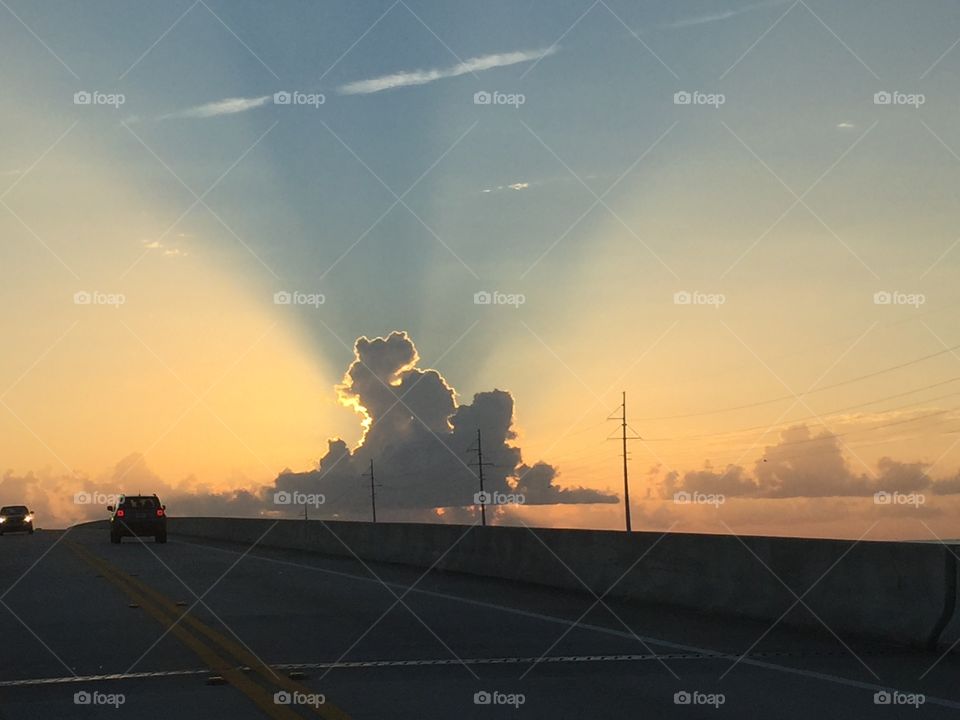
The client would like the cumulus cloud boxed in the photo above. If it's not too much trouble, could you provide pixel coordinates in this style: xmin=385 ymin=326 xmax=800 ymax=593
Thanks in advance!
xmin=663 ymin=464 xmax=756 ymax=498
xmin=659 ymin=424 xmax=941 ymax=499
xmin=338 ymin=47 xmax=556 ymax=95
xmin=277 ymin=331 xmax=616 ymax=517
xmin=753 ymin=426 xmax=871 ymax=497
xmin=514 ymin=462 xmax=618 ymax=505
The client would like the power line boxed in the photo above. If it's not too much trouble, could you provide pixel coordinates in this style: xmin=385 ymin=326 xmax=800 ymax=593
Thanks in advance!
xmin=648 ymin=299 xmax=960 ymax=397
xmin=637 ymin=340 xmax=960 ymax=422
xmin=643 ymin=378 xmax=960 ymax=443
xmin=651 ymin=407 xmax=960 ymax=466
xmin=545 ymin=413 xmax=960 ymax=476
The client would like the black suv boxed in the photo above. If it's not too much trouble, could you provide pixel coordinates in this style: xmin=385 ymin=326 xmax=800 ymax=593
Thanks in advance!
xmin=0 ymin=506 xmax=34 ymax=535
xmin=108 ymin=495 xmax=167 ymax=543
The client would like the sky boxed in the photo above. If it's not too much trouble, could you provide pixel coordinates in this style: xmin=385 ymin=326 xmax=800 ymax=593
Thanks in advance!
xmin=3 ymin=0 xmax=960 ymax=539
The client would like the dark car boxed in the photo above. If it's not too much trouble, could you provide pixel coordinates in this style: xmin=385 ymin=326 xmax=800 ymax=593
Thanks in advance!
xmin=0 ymin=506 xmax=35 ymax=535
xmin=108 ymin=495 xmax=166 ymax=544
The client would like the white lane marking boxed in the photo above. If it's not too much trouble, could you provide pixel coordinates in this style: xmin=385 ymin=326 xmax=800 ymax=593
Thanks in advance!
xmin=283 ymin=653 xmax=704 ymax=668
xmin=0 ymin=654 xmax=710 ymax=687
xmin=0 ymin=669 xmax=204 ymax=686
xmin=171 ymin=537 xmax=960 ymax=710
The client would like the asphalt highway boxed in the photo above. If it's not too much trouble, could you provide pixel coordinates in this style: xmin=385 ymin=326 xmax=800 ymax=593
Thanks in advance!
xmin=1 ymin=527 xmax=958 ymax=719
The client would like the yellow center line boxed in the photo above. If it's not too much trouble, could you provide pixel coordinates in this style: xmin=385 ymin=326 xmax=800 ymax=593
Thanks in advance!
xmin=68 ymin=541 xmax=299 ymax=719
xmin=67 ymin=540 xmax=352 ymax=720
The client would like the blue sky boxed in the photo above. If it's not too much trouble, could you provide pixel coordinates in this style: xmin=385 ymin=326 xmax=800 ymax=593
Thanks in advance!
xmin=4 ymin=0 xmax=960 ymax=535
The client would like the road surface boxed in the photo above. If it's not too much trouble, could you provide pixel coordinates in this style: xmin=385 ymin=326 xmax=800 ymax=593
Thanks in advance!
xmin=1 ymin=526 xmax=958 ymax=718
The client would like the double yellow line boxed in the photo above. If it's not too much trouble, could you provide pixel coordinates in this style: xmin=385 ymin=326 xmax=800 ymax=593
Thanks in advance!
xmin=68 ymin=540 xmax=352 ymax=720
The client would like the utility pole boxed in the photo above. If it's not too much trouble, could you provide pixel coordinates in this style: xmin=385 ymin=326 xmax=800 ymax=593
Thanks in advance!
xmin=468 ymin=429 xmax=494 ymax=527
xmin=608 ymin=391 xmax=642 ymax=532
xmin=362 ymin=459 xmax=380 ymax=523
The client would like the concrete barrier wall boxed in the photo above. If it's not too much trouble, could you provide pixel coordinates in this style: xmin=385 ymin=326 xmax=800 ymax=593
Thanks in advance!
xmin=163 ymin=518 xmax=957 ymax=649
xmin=931 ymin=552 xmax=959 ymax=651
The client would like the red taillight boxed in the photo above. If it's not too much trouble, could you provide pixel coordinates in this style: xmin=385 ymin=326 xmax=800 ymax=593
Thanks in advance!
xmin=156 ymin=509 xmax=164 ymax=517
xmin=116 ymin=509 xmax=125 ymax=517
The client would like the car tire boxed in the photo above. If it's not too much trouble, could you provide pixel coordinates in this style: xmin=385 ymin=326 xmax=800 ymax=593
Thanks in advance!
xmin=27 ymin=527 xmax=34 ymax=535
xmin=156 ymin=532 xmax=167 ymax=544
xmin=110 ymin=533 xmax=121 ymax=544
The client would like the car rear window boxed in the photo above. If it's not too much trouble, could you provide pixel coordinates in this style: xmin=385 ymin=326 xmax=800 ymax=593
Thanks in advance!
xmin=0 ymin=506 xmax=27 ymax=515
xmin=120 ymin=497 xmax=158 ymax=510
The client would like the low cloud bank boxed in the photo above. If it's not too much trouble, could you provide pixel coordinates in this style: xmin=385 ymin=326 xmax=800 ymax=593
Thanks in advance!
xmin=659 ymin=424 xmax=960 ymax=500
